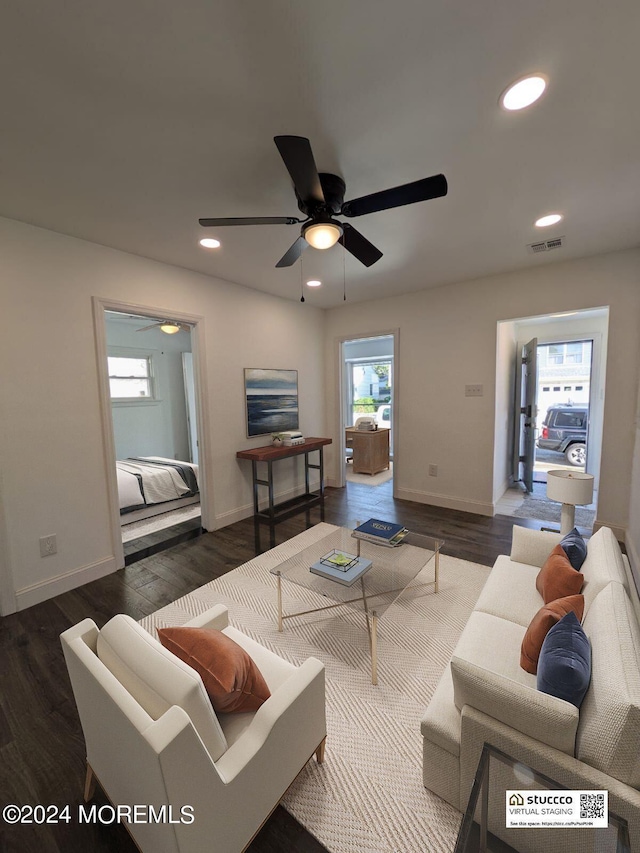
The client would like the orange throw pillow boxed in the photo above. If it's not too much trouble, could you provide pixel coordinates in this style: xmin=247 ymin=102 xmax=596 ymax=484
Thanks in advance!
xmin=536 ymin=544 xmax=583 ymax=604
xmin=520 ymin=594 xmax=585 ymax=674
xmin=158 ymin=627 xmax=271 ymax=714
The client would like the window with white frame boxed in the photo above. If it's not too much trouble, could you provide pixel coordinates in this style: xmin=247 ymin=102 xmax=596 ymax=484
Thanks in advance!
xmin=108 ymin=355 xmax=154 ymax=399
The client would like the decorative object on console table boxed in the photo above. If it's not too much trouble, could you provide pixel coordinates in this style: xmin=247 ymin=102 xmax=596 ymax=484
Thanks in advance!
xmin=236 ymin=437 xmax=332 ymax=553
xmin=244 ymin=368 xmax=299 ymax=438
xmin=546 ymin=469 xmax=595 ymax=534
xmin=345 ymin=426 xmax=389 ymax=475
xmin=352 ymin=518 xmax=408 ymax=547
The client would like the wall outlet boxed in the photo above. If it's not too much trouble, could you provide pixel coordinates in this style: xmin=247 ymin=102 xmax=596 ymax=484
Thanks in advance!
xmin=465 ymin=384 xmax=484 ymax=397
xmin=428 ymin=464 xmax=438 ymax=477
xmin=39 ymin=534 xmax=57 ymax=557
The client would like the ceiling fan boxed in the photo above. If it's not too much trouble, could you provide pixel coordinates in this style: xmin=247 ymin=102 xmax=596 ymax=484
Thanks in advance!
xmin=136 ymin=320 xmax=191 ymax=335
xmin=199 ymin=136 xmax=448 ymax=269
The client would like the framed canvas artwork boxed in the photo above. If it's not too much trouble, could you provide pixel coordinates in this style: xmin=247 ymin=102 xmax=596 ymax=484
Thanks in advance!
xmin=244 ymin=368 xmax=299 ymax=437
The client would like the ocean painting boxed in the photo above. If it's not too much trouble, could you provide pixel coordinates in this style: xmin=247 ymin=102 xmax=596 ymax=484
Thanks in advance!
xmin=244 ymin=368 xmax=299 ymax=437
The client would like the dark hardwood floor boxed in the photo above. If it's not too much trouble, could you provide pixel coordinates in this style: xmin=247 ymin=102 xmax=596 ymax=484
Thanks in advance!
xmin=0 ymin=480 xmax=553 ymax=853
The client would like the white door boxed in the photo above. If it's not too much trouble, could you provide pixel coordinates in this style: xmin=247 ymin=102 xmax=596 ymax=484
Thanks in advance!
xmin=182 ymin=352 xmax=199 ymax=465
xmin=513 ymin=337 xmax=538 ymax=492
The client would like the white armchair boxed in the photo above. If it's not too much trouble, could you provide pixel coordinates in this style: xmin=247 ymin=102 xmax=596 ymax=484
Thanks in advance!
xmin=61 ymin=604 xmax=326 ymax=853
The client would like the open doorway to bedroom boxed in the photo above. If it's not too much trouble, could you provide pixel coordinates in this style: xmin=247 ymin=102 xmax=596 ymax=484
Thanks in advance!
xmin=103 ymin=309 xmax=203 ymax=564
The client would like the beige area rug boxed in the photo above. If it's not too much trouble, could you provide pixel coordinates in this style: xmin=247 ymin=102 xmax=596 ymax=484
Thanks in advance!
xmin=140 ymin=523 xmax=491 ymax=853
xmin=121 ymin=505 xmax=201 ymax=542
xmin=345 ymin=461 xmax=393 ymax=486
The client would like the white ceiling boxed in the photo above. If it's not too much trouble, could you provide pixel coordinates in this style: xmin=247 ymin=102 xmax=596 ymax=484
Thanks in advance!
xmin=2 ymin=1 xmax=639 ymax=308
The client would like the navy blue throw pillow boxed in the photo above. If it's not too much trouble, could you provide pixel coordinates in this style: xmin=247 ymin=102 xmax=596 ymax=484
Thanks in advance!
xmin=560 ymin=527 xmax=587 ymax=570
xmin=537 ymin=612 xmax=591 ymax=707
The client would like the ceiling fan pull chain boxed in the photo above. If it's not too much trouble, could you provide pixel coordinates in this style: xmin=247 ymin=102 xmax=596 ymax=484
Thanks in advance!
xmin=343 ymin=244 xmax=347 ymax=301
xmin=300 ymin=253 xmax=305 ymax=302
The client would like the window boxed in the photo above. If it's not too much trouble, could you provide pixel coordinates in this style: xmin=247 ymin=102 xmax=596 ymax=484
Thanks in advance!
xmin=108 ymin=356 xmax=154 ymax=399
xmin=548 ymin=345 xmax=563 ymax=365
xmin=542 ymin=386 xmax=550 ymax=392
xmin=575 ymin=385 xmax=584 ymax=391
xmin=565 ymin=342 xmax=583 ymax=364
xmin=564 ymin=386 xmax=571 ymax=391
xmin=553 ymin=386 xmax=561 ymax=391
xmin=555 ymin=412 xmax=585 ymax=428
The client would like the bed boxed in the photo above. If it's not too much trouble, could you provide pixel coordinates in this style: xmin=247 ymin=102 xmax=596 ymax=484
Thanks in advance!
xmin=116 ymin=456 xmax=200 ymax=523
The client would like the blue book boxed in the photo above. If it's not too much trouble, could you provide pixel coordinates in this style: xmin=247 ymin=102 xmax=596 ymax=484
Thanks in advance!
xmin=310 ymin=556 xmax=373 ymax=586
xmin=352 ymin=518 xmax=408 ymax=547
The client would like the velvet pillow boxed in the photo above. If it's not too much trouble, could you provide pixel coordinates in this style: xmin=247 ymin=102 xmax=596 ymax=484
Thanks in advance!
xmin=537 ymin=611 xmax=591 ymax=707
xmin=520 ymin=594 xmax=585 ymax=674
xmin=158 ymin=626 xmax=271 ymax=714
xmin=559 ymin=527 xmax=587 ymax=570
xmin=536 ymin=544 xmax=583 ymax=604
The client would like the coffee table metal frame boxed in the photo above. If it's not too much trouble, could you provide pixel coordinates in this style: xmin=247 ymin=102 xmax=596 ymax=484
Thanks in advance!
xmin=270 ymin=527 xmax=443 ymax=685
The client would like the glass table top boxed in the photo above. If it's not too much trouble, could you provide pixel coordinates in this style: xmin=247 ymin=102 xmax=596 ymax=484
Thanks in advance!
xmin=270 ymin=526 xmax=443 ymax=618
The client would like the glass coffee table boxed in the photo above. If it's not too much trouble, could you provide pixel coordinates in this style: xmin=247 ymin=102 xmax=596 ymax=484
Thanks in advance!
xmin=270 ymin=526 xmax=443 ymax=684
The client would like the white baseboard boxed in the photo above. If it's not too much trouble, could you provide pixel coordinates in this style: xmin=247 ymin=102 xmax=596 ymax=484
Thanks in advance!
xmin=15 ymin=555 xmax=118 ymax=611
xmin=394 ymin=487 xmax=494 ymax=517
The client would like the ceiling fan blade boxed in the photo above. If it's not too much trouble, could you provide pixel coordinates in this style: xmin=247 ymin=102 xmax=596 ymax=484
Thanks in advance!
xmin=199 ymin=216 xmax=302 ymax=227
xmin=341 ymin=173 xmax=448 ymax=218
xmin=275 ymin=236 xmax=308 ymax=268
xmin=338 ymin=223 xmax=383 ymax=267
xmin=274 ymin=136 xmax=325 ymax=207
xmin=135 ymin=322 xmax=161 ymax=332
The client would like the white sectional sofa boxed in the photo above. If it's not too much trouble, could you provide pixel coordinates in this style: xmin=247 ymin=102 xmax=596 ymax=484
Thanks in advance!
xmin=421 ymin=525 xmax=640 ymax=852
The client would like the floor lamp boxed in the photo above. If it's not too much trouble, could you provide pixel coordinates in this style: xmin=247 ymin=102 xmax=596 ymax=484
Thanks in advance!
xmin=546 ymin=470 xmax=595 ymax=535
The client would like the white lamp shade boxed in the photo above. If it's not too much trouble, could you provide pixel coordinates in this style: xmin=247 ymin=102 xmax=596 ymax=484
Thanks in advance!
xmin=546 ymin=470 xmax=594 ymax=506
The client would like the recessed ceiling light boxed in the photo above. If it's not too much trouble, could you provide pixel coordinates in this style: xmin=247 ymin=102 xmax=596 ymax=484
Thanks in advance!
xmin=306 ymin=279 xmax=322 ymax=287
xmin=199 ymin=237 xmax=221 ymax=249
xmin=535 ymin=213 xmax=563 ymax=227
xmin=500 ymin=75 xmax=547 ymax=111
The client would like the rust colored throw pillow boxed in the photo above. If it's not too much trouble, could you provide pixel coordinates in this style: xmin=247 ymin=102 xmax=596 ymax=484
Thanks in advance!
xmin=536 ymin=544 xmax=583 ymax=604
xmin=520 ymin=594 xmax=585 ymax=674
xmin=157 ymin=627 xmax=271 ymax=714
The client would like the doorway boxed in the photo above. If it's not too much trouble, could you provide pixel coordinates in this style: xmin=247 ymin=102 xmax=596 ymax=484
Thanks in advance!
xmin=341 ymin=334 xmax=396 ymax=491
xmin=495 ymin=308 xmax=608 ymax=531
xmin=94 ymin=299 xmax=210 ymax=569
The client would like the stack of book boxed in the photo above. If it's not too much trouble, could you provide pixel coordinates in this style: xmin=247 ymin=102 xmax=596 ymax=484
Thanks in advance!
xmin=351 ymin=518 xmax=409 ymax=547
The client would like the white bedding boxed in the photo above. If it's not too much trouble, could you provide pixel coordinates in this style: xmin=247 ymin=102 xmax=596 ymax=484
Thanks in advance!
xmin=116 ymin=460 xmax=191 ymax=506
xmin=116 ymin=467 xmax=145 ymax=510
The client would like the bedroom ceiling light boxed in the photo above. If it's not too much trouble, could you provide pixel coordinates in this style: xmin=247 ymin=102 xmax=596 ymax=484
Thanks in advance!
xmin=535 ymin=213 xmax=563 ymax=227
xmin=159 ymin=322 xmax=181 ymax=334
xmin=306 ymin=279 xmax=322 ymax=287
xmin=500 ymin=75 xmax=547 ymax=111
xmin=302 ymin=220 xmax=343 ymax=250
xmin=199 ymin=237 xmax=221 ymax=248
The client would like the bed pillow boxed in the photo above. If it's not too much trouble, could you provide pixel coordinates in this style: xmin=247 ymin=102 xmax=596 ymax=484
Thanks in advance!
xmin=520 ymin=594 xmax=584 ymax=674
xmin=559 ymin=527 xmax=587 ymax=570
xmin=536 ymin=544 xmax=583 ymax=604
xmin=537 ymin=611 xmax=591 ymax=707
xmin=158 ymin=626 xmax=271 ymax=714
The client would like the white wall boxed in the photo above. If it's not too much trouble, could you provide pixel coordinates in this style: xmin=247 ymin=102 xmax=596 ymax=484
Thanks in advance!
xmin=0 ymin=217 xmax=325 ymax=612
xmin=106 ymin=319 xmax=192 ymax=461
xmin=325 ymin=248 xmax=640 ymax=529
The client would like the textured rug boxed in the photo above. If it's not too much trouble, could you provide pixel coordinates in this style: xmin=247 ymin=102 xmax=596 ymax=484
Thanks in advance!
xmin=346 ymin=462 xmax=393 ymax=486
xmin=121 ymin=504 xmax=201 ymax=542
xmin=140 ymin=523 xmax=491 ymax=853
xmin=512 ymin=496 xmax=595 ymax=528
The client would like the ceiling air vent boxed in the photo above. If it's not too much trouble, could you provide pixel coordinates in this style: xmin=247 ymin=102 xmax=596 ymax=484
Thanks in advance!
xmin=527 ymin=236 xmax=565 ymax=255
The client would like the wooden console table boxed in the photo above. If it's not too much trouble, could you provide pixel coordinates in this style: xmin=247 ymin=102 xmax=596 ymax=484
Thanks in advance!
xmin=345 ymin=427 xmax=390 ymax=475
xmin=237 ymin=437 xmax=332 ymax=553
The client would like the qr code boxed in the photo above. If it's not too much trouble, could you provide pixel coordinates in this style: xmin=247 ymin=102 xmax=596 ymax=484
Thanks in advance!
xmin=580 ymin=793 xmax=605 ymax=819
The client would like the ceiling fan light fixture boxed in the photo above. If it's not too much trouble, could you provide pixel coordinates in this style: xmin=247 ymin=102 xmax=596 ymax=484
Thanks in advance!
xmin=303 ymin=220 xmax=343 ymax=250
xmin=160 ymin=322 xmax=181 ymax=334
xmin=500 ymin=74 xmax=547 ymax=111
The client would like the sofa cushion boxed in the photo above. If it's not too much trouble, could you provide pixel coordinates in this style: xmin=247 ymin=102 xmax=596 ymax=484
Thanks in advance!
xmin=520 ymin=595 xmax=585 ymax=674
xmin=577 ymin=583 xmax=640 ymax=787
xmin=510 ymin=526 xmax=563 ymax=568
xmin=536 ymin=545 xmax=583 ymax=604
xmin=450 ymin=656 xmax=579 ymax=755
xmin=158 ymin=626 xmax=271 ymax=714
xmin=473 ymin=555 xmax=543 ymax=628
xmin=559 ymin=527 xmax=587 ymax=570
xmin=579 ymin=526 xmax=628 ymax=612
xmin=97 ymin=614 xmax=228 ymax=761
xmin=537 ymin=611 xmax=591 ymax=707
